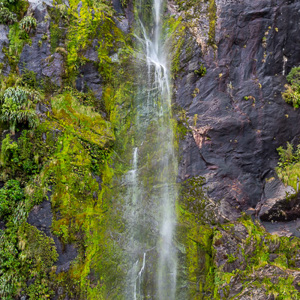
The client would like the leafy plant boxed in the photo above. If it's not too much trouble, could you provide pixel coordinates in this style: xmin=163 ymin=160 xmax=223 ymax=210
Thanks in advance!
xmin=282 ymin=67 xmax=300 ymax=108
xmin=19 ymin=15 xmax=37 ymax=33
xmin=0 ymin=86 xmax=40 ymax=134
xmin=287 ymin=67 xmax=300 ymax=87
xmin=0 ymin=179 xmax=24 ymax=220
xmin=7 ymin=22 xmax=31 ymax=67
xmin=0 ymin=134 xmax=18 ymax=167
xmin=277 ymin=142 xmax=300 ymax=168
xmin=276 ymin=142 xmax=300 ymax=189
xmin=20 ymin=69 xmax=38 ymax=88
xmin=0 ymin=7 xmax=16 ymax=24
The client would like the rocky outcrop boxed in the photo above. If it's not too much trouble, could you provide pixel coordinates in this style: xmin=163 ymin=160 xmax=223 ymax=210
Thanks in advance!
xmin=174 ymin=0 xmax=300 ymax=224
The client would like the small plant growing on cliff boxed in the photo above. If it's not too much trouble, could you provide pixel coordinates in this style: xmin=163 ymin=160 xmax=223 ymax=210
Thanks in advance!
xmin=276 ymin=142 xmax=300 ymax=189
xmin=19 ymin=16 xmax=37 ymax=33
xmin=194 ymin=64 xmax=207 ymax=77
xmin=0 ymin=86 xmax=40 ymax=134
xmin=277 ymin=142 xmax=300 ymax=168
xmin=282 ymin=67 xmax=300 ymax=108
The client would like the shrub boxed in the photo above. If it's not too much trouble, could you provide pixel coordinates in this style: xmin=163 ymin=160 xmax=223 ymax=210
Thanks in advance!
xmin=0 ymin=86 xmax=40 ymax=134
xmin=0 ymin=133 xmax=18 ymax=167
xmin=282 ymin=67 xmax=300 ymax=108
xmin=20 ymin=69 xmax=37 ymax=88
xmin=0 ymin=7 xmax=16 ymax=24
xmin=0 ymin=179 xmax=24 ymax=220
xmin=19 ymin=15 xmax=37 ymax=33
xmin=276 ymin=142 xmax=300 ymax=189
xmin=0 ymin=0 xmax=18 ymax=6
xmin=287 ymin=66 xmax=300 ymax=87
xmin=277 ymin=142 xmax=300 ymax=168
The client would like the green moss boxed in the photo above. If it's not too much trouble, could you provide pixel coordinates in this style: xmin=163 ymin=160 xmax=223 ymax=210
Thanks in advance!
xmin=0 ymin=185 xmax=57 ymax=299
xmin=177 ymin=177 xmax=216 ymax=299
xmin=208 ymin=0 xmax=217 ymax=47
xmin=50 ymin=91 xmax=114 ymax=147
xmin=50 ymin=22 xmax=64 ymax=53
xmin=65 ymin=0 xmax=129 ymax=83
xmin=6 ymin=22 xmax=31 ymax=68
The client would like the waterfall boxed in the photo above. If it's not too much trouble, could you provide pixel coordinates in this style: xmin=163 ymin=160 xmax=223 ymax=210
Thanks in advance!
xmin=123 ymin=0 xmax=178 ymax=298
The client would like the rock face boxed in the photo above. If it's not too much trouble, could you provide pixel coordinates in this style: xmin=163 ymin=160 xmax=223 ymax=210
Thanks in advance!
xmin=27 ymin=197 xmax=78 ymax=273
xmin=19 ymin=0 xmax=65 ymax=86
xmin=0 ymin=24 xmax=11 ymax=75
xmin=175 ymin=0 xmax=300 ymax=223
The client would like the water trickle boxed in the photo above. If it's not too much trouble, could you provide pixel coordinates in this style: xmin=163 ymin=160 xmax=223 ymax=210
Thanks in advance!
xmin=124 ymin=0 xmax=178 ymax=298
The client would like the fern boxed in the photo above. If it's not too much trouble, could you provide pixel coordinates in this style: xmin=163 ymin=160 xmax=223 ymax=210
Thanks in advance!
xmin=0 ymin=7 xmax=16 ymax=24
xmin=0 ymin=87 xmax=40 ymax=134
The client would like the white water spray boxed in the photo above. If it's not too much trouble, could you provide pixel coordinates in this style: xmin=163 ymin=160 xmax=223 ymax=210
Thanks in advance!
xmin=124 ymin=0 xmax=178 ymax=298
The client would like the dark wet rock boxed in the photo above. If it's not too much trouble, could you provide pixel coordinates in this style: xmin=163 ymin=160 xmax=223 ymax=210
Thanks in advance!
xmin=19 ymin=0 xmax=65 ymax=86
xmin=55 ymin=241 xmax=78 ymax=273
xmin=27 ymin=0 xmax=53 ymax=22
xmin=84 ymin=40 xmax=99 ymax=62
xmin=112 ymin=0 xmax=124 ymax=15
xmin=19 ymin=34 xmax=64 ymax=86
xmin=115 ymin=16 xmax=130 ymax=34
xmin=0 ymin=221 xmax=6 ymax=230
xmin=76 ymin=62 xmax=103 ymax=99
xmin=41 ymin=52 xmax=64 ymax=86
xmin=259 ymin=190 xmax=300 ymax=222
xmin=27 ymin=199 xmax=53 ymax=236
xmin=174 ymin=0 xmax=300 ymax=223
xmin=262 ymin=219 xmax=300 ymax=238
xmin=36 ymin=102 xmax=51 ymax=115
xmin=77 ymin=1 xmax=83 ymax=16
xmin=0 ymin=24 xmax=10 ymax=75
xmin=27 ymin=195 xmax=78 ymax=273
xmin=214 ymin=223 xmax=251 ymax=273
xmin=257 ymin=174 xmax=295 ymax=218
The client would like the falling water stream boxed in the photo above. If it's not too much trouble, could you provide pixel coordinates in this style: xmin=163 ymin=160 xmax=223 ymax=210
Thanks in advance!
xmin=123 ymin=0 xmax=178 ymax=298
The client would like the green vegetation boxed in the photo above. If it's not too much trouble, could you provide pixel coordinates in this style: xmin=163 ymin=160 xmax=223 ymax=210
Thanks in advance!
xmin=0 ymin=86 xmax=40 ymax=134
xmin=0 ymin=179 xmax=23 ymax=220
xmin=19 ymin=15 xmax=37 ymax=33
xmin=6 ymin=22 xmax=31 ymax=68
xmin=66 ymin=0 xmax=129 ymax=82
xmin=194 ymin=63 xmax=207 ymax=77
xmin=0 ymin=179 xmax=58 ymax=299
xmin=177 ymin=175 xmax=300 ymax=299
xmin=276 ymin=142 xmax=300 ymax=189
xmin=178 ymin=177 xmax=216 ymax=298
xmin=0 ymin=0 xmax=135 ymax=297
xmin=0 ymin=6 xmax=16 ymax=24
xmin=208 ymin=0 xmax=217 ymax=47
xmin=0 ymin=0 xmax=298 ymax=299
xmin=282 ymin=67 xmax=300 ymax=108
xmin=212 ymin=216 xmax=300 ymax=299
